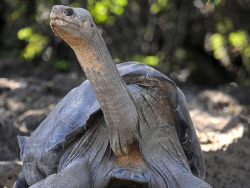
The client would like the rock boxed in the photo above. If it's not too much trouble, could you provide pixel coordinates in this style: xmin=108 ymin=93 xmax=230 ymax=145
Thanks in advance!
xmin=0 ymin=112 xmax=22 ymax=161
xmin=198 ymin=90 xmax=243 ymax=115
xmin=17 ymin=109 xmax=48 ymax=131
xmin=47 ymin=73 xmax=85 ymax=96
xmin=0 ymin=161 xmax=22 ymax=188
xmin=0 ymin=78 xmax=27 ymax=91
xmin=0 ymin=58 xmax=21 ymax=77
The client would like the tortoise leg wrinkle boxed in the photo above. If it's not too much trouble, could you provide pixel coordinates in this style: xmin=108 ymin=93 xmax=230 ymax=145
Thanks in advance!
xmin=29 ymin=160 xmax=90 ymax=188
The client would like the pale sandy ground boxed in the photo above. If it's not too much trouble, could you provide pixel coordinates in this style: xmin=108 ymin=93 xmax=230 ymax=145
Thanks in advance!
xmin=0 ymin=59 xmax=249 ymax=187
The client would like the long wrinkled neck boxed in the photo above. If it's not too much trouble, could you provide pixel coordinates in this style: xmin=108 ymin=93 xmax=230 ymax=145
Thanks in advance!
xmin=72 ymin=29 xmax=137 ymax=155
xmin=74 ymin=30 xmax=125 ymax=102
xmin=73 ymin=30 xmax=128 ymax=115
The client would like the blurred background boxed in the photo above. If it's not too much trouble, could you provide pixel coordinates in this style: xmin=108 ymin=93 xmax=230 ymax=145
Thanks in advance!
xmin=1 ymin=0 xmax=250 ymax=86
xmin=0 ymin=0 xmax=250 ymax=187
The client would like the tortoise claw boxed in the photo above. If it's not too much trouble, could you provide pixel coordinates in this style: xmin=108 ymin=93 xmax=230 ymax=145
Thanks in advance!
xmin=109 ymin=128 xmax=134 ymax=156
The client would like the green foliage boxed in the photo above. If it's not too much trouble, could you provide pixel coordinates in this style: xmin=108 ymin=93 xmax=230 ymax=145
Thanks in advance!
xmin=144 ymin=56 xmax=159 ymax=66
xmin=87 ymin=0 xmax=127 ymax=23
xmin=133 ymin=55 xmax=159 ymax=66
xmin=228 ymin=30 xmax=248 ymax=50
xmin=70 ymin=2 xmax=81 ymax=7
xmin=1 ymin=0 xmax=250 ymax=86
xmin=11 ymin=11 xmax=20 ymax=20
xmin=228 ymin=30 xmax=250 ymax=75
xmin=17 ymin=27 xmax=33 ymax=40
xmin=244 ymin=46 xmax=250 ymax=58
xmin=17 ymin=27 xmax=48 ymax=60
xmin=174 ymin=48 xmax=187 ymax=60
xmin=210 ymin=27 xmax=250 ymax=85
xmin=150 ymin=0 xmax=168 ymax=14
xmin=54 ymin=60 xmax=69 ymax=71
xmin=210 ymin=33 xmax=227 ymax=60
xmin=206 ymin=0 xmax=221 ymax=5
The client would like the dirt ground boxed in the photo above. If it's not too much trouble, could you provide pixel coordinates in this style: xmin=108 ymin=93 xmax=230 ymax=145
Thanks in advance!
xmin=0 ymin=58 xmax=249 ymax=188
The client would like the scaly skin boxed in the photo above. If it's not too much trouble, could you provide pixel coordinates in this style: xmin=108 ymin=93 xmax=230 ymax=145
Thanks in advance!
xmin=50 ymin=5 xmax=138 ymax=157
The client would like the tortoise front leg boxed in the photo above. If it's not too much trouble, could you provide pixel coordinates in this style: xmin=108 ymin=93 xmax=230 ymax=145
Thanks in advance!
xmin=29 ymin=160 xmax=90 ymax=188
xmin=13 ymin=169 xmax=29 ymax=188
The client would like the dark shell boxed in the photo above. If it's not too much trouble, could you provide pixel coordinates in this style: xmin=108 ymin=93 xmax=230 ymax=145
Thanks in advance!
xmin=19 ymin=62 xmax=204 ymax=179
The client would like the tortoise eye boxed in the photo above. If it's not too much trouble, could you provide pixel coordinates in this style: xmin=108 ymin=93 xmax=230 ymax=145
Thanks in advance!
xmin=64 ymin=9 xmax=73 ymax=16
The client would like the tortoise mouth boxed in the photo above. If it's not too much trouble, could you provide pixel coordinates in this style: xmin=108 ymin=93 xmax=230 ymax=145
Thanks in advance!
xmin=107 ymin=179 xmax=148 ymax=188
xmin=50 ymin=18 xmax=80 ymax=28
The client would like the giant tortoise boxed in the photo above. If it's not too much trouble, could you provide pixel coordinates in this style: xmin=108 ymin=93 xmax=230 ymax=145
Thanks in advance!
xmin=14 ymin=5 xmax=211 ymax=188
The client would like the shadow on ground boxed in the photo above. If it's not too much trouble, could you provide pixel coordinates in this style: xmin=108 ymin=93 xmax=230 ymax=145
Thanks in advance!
xmin=0 ymin=58 xmax=249 ymax=188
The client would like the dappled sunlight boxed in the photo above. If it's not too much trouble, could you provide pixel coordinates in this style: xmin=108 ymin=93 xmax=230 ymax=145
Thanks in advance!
xmin=88 ymin=0 xmax=128 ymax=23
xmin=132 ymin=55 xmax=160 ymax=66
xmin=0 ymin=1 xmax=250 ymax=187
xmin=200 ymin=125 xmax=244 ymax=152
xmin=6 ymin=98 xmax=26 ymax=112
xmin=150 ymin=0 xmax=169 ymax=14
xmin=199 ymin=90 xmax=243 ymax=115
xmin=17 ymin=27 xmax=48 ymax=60
xmin=16 ymin=109 xmax=48 ymax=133
xmin=193 ymin=0 xmax=215 ymax=14
xmin=210 ymin=33 xmax=231 ymax=67
xmin=191 ymin=108 xmax=245 ymax=152
xmin=206 ymin=22 xmax=250 ymax=85
xmin=0 ymin=78 xmax=27 ymax=90
xmin=187 ymin=86 xmax=249 ymax=157
xmin=36 ymin=3 xmax=51 ymax=23
xmin=229 ymin=30 xmax=248 ymax=50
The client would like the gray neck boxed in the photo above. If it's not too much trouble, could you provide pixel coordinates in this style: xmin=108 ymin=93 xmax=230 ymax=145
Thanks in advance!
xmin=72 ymin=29 xmax=138 ymax=155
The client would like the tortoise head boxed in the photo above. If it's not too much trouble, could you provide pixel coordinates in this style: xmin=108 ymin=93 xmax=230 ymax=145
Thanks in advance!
xmin=50 ymin=5 xmax=96 ymax=47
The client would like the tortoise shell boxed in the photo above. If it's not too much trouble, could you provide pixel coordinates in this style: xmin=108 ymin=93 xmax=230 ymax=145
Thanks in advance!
xmin=18 ymin=62 xmax=205 ymax=180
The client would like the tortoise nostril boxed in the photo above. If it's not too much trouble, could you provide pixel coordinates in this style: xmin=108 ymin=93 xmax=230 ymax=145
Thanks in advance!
xmin=64 ymin=8 xmax=73 ymax=16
